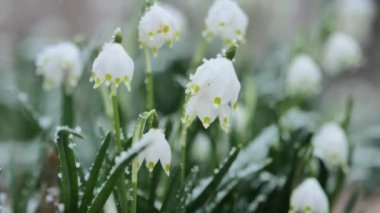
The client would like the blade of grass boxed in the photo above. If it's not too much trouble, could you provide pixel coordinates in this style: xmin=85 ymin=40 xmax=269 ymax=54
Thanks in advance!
xmin=55 ymin=127 xmax=83 ymax=213
xmin=79 ymin=132 xmax=112 ymax=212
xmin=187 ymin=147 xmax=240 ymax=211
xmin=87 ymin=140 xmax=150 ymax=213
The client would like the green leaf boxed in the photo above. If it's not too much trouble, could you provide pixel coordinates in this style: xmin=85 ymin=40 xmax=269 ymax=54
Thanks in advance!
xmin=79 ymin=132 xmax=112 ymax=212
xmin=87 ymin=140 xmax=150 ymax=213
xmin=187 ymin=147 xmax=240 ymax=211
xmin=341 ymin=96 xmax=354 ymax=132
xmin=147 ymin=166 xmax=161 ymax=213
xmin=55 ymin=127 xmax=83 ymax=213
xmin=160 ymin=169 xmax=182 ymax=213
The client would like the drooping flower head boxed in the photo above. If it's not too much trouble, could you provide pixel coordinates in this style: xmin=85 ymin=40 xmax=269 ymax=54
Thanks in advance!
xmin=90 ymin=42 xmax=134 ymax=90
xmin=337 ymin=0 xmax=375 ymax=43
xmin=36 ymin=42 xmax=82 ymax=91
xmin=322 ymin=32 xmax=362 ymax=76
xmin=289 ymin=178 xmax=329 ymax=213
xmin=285 ymin=54 xmax=322 ymax=98
xmin=184 ymin=57 xmax=241 ymax=132
xmin=204 ymin=0 xmax=248 ymax=45
xmin=138 ymin=129 xmax=172 ymax=176
xmin=138 ymin=3 xmax=183 ymax=56
xmin=312 ymin=122 xmax=348 ymax=170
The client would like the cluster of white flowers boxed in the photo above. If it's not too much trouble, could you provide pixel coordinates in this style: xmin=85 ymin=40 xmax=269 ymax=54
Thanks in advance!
xmin=204 ymin=0 xmax=248 ymax=45
xmin=312 ymin=122 xmax=348 ymax=170
xmin=184 ymin=57 xmax=241 ymax=132
xmin=90 ymin=42 xmax=134 ymax=90
xmin=289 ymin=178 xmax=329 ymax=213
xmin=337 ymin=0 xmax=375 ymax=43
xmin=322 ymin=32 xmax=362 ymax=76
xmin=36 ymin=42 xmax=82 ymax=91
xmin=285 ymin=54 xmax=322 ymax=98
xmin=137 ymin=129 xmax=172 ymax=176
xmin=138 ymin=3 xmax=183 ymax=56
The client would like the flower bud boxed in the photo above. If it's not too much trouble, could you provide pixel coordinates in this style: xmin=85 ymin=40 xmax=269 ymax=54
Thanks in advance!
xmin=285 ymin=54 xmax=322 ymax=98
xmin=137 ymin=129 xmax=172 ymax=176
xmin=204 ymin=0 xmax=248 ymax=45
xmin=312 ymin=122 xmax=348 ymax=170
xmin=91 ymin=43 xmax=134 ymax=90
xmin=36 ymin=42 xmax=82 ymax=92
xmin=290 ymin=178 xmax=329 ymax=213
xmin=138 ymin=3 xmax=183 ymax=56
xmin=184 ymin=57 xmax=241 ymax=132
xmin=322 ymin=32 xmax=362 ymax=76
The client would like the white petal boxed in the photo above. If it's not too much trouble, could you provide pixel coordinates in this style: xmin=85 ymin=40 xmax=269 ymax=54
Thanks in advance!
xmin=92 ymin=43 xmax=134 ymax=89
xmin=285 ymin=54 xmax=322 ymax=98
xmin=157 ymin=135 xmax=172 ymax=176
xmin=290 ymin=178 xmax=329 ymax=213
xmin=312 ymin=122 xmax=348 ymax=170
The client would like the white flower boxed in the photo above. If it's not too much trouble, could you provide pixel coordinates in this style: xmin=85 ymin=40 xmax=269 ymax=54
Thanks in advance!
xmin=184 ymin=57 xmax=240 ymax=132
xmin=138 ymin=3 xmax=182 ymax=56
xmin=204 ymin=0 xmax=248 ymax=44
xmin=161 ymin=3 xmax=186 ymax=35
xmin=285 ymin=54 xmax=322 ymax=98
xmin=137 ymin=129 xmax=172 ymax=176
xmin=312 ymin=122 xmax=348 ymax=170
xmin=90 ymin=43 xmax=134 ymax=90
xmin=289 ymin=178 xmax=329 ymax=213
xmin=36 ymin=42 xmax=82 ymax=91
xmin=322 ymin=32 xmax=362 ymax=76
xmin=337 ymin=0 xmax=375 ymax=43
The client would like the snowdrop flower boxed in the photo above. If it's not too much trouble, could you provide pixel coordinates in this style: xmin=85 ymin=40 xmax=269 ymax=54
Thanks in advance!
xmin=312 ymin=122 xmax=348 ymax=170
xmin=337 ymin=0 xmax=375 ymax=43
xmin=36 ymin=42 xmax=82 ymax=91
xmin=285 ymin=54 xmax=322 ymax=98
xmin=161 ymin=3 xmax=186 ymax=35
xmin=204 ymin=0 xmax=248 ymax=45
xmin=138 ymin=129 xmax=172 ymax=176
xmin=138 ymin=3 xmax=182 ymax=56
xmin=184 ymin=57 xmax=241 ymax=132
xmin=90 ymin=42 xmax=134 ymax=90
xmin=289 ymin=178 xmax=329 ymax=213
xmin=322 ymin=32 xmax=362 ymax=76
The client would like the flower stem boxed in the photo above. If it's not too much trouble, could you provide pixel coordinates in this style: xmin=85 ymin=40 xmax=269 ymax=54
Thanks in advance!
xmin=61 ymin=91 xmax=74 ymax=127
xmin=111 ymin=87 xmax=122 ymax=152
xmin=130 ymin=110 xmax=156 ymax=213
xmin=111 ymin=85 xmax=128 ymax=213
xmin=144 ymin=48 xmax=154 ymax=110
xmin=179 ymin=125 xmax=187 ymax=184
xmin=187 ymin=37 xmax=207 ymax=75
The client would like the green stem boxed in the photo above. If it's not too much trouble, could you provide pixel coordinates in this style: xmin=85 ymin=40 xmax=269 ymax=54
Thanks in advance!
xmin=111 ymin=86 xmax=122 ymax=152
xmin=111 ymin=85 xmax=128 ymax=213
xmin=179 ymin=125 xmax=187 ymax=184
xmin=130 ymin=110 xmax=157 ymax=213
xmin=187 ymin=38 xmax=207 ymax=75
xmin=144 ymin=48 xmax=154 ymax=110
xmin=62 ymin=91 xmax=74 ymax=127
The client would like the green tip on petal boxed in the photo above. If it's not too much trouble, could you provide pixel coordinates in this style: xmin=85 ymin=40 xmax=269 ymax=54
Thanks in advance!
xmin=233 ymin=102 xmax=238 ymax=110
xmin=148 ymin=161 xmax=155 ymax=172
xmin=213 ymin=97 xmax=221 ymax=107
xmin=218 ymin=22 xmax=226 ymax=29
xmin=203 ymin=116 xmax=211 ymax=128
xmin=152 ymin=47 xmax=158 ymax=57
xmin=105 ymin=73 xmax=112 ymax=81
xmin=165 ymin=164 xmax=170 ymax=175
